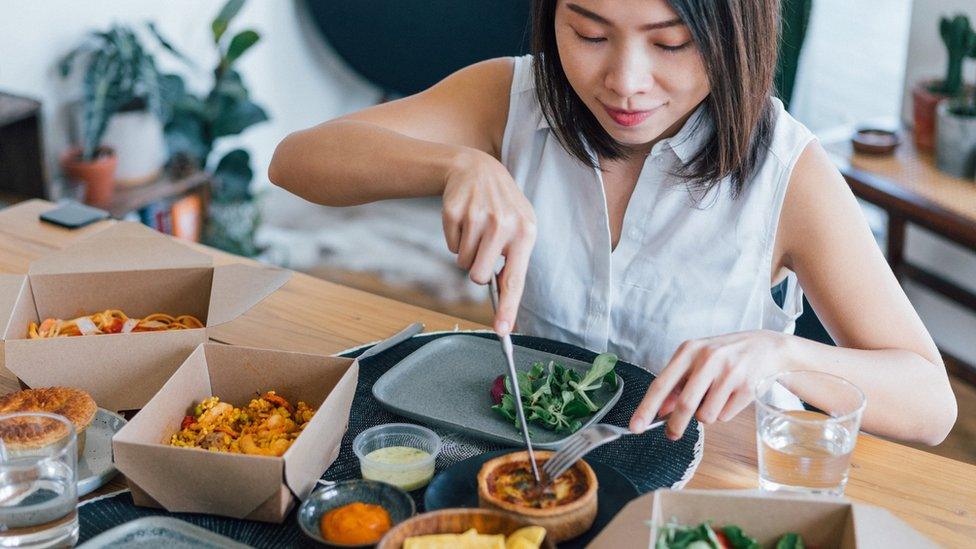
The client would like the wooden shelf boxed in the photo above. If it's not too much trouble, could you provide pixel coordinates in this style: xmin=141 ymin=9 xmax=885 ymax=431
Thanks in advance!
xmin=105 ymin=171 xmax=210 ymax=218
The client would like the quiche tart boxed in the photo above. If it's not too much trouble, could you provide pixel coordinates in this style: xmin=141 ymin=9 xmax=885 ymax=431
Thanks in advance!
xmin=0 ymin=387 xmax=97 ymax=456
xmin=477 ymin=450 xmax=598 ymax=542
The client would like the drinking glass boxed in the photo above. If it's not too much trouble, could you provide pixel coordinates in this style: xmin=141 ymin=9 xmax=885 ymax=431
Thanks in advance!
xmin=0 ymin=412 xmax=78 ymax=548
xmin=756 ymin=371 xmax=865 ymax=496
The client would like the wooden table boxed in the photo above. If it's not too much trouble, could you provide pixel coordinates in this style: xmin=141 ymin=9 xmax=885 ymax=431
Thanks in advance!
xmin=0 ymin=199 xmax=973 ymax=546
xmin=823 ymin=136 xmax=976 ymax=380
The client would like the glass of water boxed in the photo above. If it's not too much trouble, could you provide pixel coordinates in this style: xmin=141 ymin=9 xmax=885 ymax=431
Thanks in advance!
xmin=0 ymin=412 xmax=78 ymax=548
xmin=756 ymin=371 xmax=865 ymax=497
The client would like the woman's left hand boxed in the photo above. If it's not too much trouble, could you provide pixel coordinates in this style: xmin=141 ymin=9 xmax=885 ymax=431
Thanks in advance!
xmin=629 ymin=330 xmax=792 ymax=440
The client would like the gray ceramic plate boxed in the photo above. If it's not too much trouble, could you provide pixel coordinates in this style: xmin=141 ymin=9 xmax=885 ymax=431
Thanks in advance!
xmin=371 ymin=334 xmax=624 ymax=449
xmin=78 ymin=408 xmax=126 ymax=497
xmin=77 ymin=516 xmax=248 ymax=548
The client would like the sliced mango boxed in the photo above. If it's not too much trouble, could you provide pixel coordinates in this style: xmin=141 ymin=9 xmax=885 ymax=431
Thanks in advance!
xmin=506 ymin=526 xmax=547 ymax=549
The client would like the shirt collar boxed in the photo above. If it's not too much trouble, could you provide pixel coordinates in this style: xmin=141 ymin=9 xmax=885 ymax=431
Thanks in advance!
xmin=536 ymin=112 xmax=551 ymax=131
xmin=652 ymin=103 xmax=711 ymax=165
xmin=537 ymin=103 xmax=712 ymax=166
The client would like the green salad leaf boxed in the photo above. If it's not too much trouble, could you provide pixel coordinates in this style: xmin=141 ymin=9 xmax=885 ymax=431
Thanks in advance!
xmin=654 ymin=522 xmax=803 ymax=549
xmin=490 ymin=353 xmax=618 ymax=434
xmin=774 ymin=533 xmax=804 ymax=549
xmin=722 ymin=526 xmax=761 ymax=549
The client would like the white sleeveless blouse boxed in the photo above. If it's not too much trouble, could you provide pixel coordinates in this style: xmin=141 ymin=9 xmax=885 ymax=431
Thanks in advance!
xmin=501 ymin=55 xmax=816 ymax=375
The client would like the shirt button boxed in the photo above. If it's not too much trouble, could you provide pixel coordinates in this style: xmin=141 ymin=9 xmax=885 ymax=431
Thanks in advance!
xmin=628 ymin=228 xmax=640 ymax=239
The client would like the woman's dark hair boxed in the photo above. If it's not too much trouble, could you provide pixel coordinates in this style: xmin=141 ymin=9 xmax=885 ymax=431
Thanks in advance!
xmin=532 ymin=0 xmax=779 ymax=196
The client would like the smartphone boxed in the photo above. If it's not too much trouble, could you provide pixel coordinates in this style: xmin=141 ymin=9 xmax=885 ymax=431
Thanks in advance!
xmin=39 ymin=201 xmax=110 ymax=229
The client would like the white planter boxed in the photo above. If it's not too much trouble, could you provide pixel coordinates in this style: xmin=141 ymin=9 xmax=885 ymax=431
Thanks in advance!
xmin=101 ymin=109 xmax=167 ymax=186
xmin=936 ymin=100 xmax=976 ymax=180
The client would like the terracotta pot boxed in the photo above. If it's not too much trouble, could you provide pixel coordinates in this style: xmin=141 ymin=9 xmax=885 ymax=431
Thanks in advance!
xmin=913 ymin=80 xmax=949 ymax=152
xmin=60 ymin=146 xmax=118 ymax=206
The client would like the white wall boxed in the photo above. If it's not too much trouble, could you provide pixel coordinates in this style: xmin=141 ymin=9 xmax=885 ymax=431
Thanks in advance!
xmin=0 ymin=0 xmax=380 ymax=192
xmin=899 ymin=0 xmax=976 ymax=365
xmin=790 ymin=0 xmax=912 ymax=133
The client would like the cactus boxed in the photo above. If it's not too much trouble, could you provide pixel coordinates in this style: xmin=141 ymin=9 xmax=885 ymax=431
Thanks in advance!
xmin=968 ymin=27 xmax=976 ymax=115
xmin=935 ymin=14 xmax=976 ymax=96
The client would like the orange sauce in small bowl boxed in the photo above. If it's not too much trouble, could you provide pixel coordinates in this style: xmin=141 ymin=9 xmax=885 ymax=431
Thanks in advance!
xmin=320 ymin=502 xmax=392 ymax=545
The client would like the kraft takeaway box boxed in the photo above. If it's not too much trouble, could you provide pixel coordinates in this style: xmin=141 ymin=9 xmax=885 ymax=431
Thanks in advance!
xmin=113 ymin=343 xmax=359 ymax=523
xmin=588 ymin=489 xmax=936 ymax=549
xmin=0 ymin=222 xmax=291 ymax=411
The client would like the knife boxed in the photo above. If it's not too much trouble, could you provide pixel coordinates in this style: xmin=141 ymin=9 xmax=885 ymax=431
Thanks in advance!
xmin=488 ymin=272 xmax=542 ymax=484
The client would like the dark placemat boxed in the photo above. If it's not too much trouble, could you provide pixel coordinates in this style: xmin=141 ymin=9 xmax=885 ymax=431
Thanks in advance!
xmin=79 ymin=332 xmax=702 ymax=547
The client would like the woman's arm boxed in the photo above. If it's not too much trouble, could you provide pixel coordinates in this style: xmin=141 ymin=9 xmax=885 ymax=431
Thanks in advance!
xmin=631 ymin=141 xmax=957 ymax=445
xmin=268 ymin=58 xmax=512 ymax=206
xmin=269 ymin=58 xmax=537 ymax=335
xmin=773 ymin=141 xmax=956 ymax=443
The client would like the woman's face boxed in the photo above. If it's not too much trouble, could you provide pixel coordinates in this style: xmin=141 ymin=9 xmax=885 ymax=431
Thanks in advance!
xmin=554 ymin=0 xmax=709 ymax=152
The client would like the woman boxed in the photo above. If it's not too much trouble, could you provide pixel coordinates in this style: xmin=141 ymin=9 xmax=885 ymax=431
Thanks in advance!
xmin=270 ymin=0 xmax=956 ymax=444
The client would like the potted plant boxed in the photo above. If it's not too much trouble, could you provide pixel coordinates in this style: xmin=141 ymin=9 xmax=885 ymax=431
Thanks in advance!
xmin=151 ymin=0 xmax=269 ymax=256
xmin=936 ymin=28 xmax=976 ymax=179
xmin=913 ymin=14 xmax=974 ymax=151
xmin=59 ymin=25 xmax=167 ymax=204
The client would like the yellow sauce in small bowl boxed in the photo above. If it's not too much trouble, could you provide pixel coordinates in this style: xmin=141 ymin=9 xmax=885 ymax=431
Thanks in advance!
xmin=361 ymin=446 xmax=434 ymax=491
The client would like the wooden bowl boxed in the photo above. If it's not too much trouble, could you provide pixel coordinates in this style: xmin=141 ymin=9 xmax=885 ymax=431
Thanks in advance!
xmin=852 ymin=128 xmax=900 ymax=155
xmin=377 ymin=508 xmax=555 ymax=549
xmin=477 ymin=451 xmax=598 ymax=543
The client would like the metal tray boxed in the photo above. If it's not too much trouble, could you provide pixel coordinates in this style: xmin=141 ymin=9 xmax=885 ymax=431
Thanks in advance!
xmin=371 ymin=334 xmax=624 ymax=449
xmin=77 ymin=516 xmax=248 ymax=548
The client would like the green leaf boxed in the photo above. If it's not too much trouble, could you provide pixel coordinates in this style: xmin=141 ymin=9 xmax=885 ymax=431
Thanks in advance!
xmin=563 ymin=396 xmax=591 ymax=419
xmin=212 ymin=148 xmax=253 ymax=202
xmin=214 ymin=69 xmax=248 ymax=101
xmin=569 ymin=353 xmax=618 ymax=412
xmin=721 ymin=526 xmax=761 ymax=549
xmin=528 ymin=377 xmax=551 ymax=405
xmin=158 ymin=73 xmax=187 ymax=116
xmin=492 ymin=394 xmax=517 ymax=422
xmin=210 ymin=95 xmax=268 ymax=138
xmin=532 ymin=405 xmax=553 ymax=424
xmin=58 ymin=45 xmax=85 ymax=77
xmin=81 ymin=49 xmax=121 ymax=160
xmin=515 ymin=371 xmax=533 ymax=397
xmin=212 ymin=0 xmax=246 ymax=43
xmin=580 ymin=353 xmax=618 ymax=388
xmin=225 ymin=29 xmax=260 ymax=66
xmin=492 ymin=354 xmax=618 ymax=436
xmin=775 ymin=533 xmax=805 ymax=549
xmin=164 ymin=104 xmax=209 ymax=167
xmin=147 ymin=22 xmax=196 ymax=68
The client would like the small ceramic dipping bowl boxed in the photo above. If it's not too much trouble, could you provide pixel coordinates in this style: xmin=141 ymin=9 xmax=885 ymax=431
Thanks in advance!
xmin=298 ymin=480 xmax=416 ymax=547
xmin=852 ymin=128 xmax=901 ymax=155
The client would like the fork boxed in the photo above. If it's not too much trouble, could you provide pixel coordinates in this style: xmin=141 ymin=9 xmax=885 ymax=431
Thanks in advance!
xmin=542 ymin=421 xmax=665 ymax=482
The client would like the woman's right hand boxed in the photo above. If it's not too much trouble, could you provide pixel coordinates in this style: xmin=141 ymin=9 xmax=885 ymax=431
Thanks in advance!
xmin=442 ymin=148 xmax=537 ymax=336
